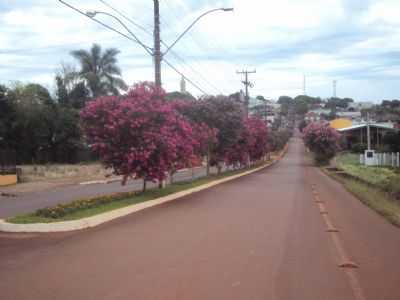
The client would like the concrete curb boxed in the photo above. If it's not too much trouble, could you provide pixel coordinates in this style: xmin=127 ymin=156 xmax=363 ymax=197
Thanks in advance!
xmin=0 ymin=145 xmax=288 ymax=233
xmin=79 ymin=177 xmax=122 ymax=185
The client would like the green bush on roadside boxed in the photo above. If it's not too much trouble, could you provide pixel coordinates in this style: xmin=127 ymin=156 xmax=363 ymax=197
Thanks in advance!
xmin=350 ymin=143 xmax=367 ymax=153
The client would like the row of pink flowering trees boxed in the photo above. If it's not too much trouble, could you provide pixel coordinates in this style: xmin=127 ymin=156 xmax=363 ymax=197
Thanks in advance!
xmin=80 ymin=82 xmax=269 ymax=191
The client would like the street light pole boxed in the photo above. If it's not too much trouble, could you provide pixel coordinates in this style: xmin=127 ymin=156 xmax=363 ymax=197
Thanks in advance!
xmin=79 ymin=1 xmax=233 ymax=90
xmin=153 ymin=0 xmax=162 ymax=88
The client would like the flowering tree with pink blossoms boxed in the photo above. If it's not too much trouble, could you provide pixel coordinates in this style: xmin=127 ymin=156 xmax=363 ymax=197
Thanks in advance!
xmin=225 ymin=117 xmax=268 ymax=168
xmin=246 ymin=117 xmax=269 ymax=162
xmin=181 ymin=96 xmax=245 ymax=174
xmin=80 ymin=82 xmax=199 ymax=190
xmin=303 ymin=121 xmax=341 ymax=165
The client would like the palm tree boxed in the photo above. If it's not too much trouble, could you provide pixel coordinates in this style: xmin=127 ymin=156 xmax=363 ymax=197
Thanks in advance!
xmin=71 ymin=44 xmax=128 ymax=97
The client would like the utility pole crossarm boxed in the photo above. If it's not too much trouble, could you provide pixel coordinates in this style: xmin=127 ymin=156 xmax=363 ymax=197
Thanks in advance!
xmin=237 ymin=69 xmax=256 ymax=118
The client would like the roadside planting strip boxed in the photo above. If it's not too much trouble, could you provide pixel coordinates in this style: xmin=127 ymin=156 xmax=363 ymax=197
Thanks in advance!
xmin=310 ymin=182 xmax=367 ymax=300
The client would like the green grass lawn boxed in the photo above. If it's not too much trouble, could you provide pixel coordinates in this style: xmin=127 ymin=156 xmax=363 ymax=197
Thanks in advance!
xmin=324 ymin=169 xmax=400 ymax=227
xmin=8 ymin=162 xmax=271 ymax=224
xmin=336 ymin=152 xmax=400 ymax=191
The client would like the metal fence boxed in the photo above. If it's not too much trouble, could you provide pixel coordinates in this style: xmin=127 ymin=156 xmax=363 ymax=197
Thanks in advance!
xmin=360 ymin=152 xmax=400 ymax=168
xmin=0 ymin=150 xmax=17 ymax=175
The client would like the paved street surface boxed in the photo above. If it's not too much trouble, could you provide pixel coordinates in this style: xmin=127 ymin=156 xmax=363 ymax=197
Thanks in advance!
xmin=0 ymin=166 xmax=222 ymax=218
xmin=1 ymin=137 xmax=400 ymax=300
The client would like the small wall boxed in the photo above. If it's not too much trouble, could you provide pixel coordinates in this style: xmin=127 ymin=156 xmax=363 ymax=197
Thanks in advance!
xmin=0 ymin=175 xmax=18 ymax=186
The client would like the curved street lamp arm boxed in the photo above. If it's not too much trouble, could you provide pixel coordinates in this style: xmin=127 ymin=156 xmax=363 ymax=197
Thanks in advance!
xmin=163 ymin=8 xmax=233 ymax=57
xmin=58 ymin=1 xmax=153 ymax=56
xmin=87 ymin=11 xmax=153 ymax=56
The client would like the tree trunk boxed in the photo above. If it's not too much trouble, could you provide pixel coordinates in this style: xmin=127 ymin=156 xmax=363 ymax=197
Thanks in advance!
xmin=142 ymin=179 xmax=147 ymax=192
xmin=206 ymin=145 xmax=210 ymax=176
xmin=217 ymin=164 xmax=222 ymax=175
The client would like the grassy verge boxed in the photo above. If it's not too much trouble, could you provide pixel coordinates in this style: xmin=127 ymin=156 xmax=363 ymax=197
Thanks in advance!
xmin=322 ymin=168 xmax=400 ymax=227
xmin=8 ymin=161 xmax=272 ymax=224
xmin=336 ymin=152 xmax=400 ymax=190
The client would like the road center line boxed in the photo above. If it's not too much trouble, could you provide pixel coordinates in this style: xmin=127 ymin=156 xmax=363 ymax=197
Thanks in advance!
xmin=310 ymin=183 xmax=367 ymax=300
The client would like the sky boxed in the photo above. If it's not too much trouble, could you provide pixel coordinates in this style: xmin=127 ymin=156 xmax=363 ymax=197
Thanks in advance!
xmin=0 ymin=0 xmax=399 ymax=102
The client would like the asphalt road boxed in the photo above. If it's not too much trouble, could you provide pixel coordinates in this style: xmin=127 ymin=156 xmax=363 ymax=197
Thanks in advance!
xmin=1 ymin=137 xmax=400 ymax=300
xmin=0 ymin=166 xmax=223 ymax=218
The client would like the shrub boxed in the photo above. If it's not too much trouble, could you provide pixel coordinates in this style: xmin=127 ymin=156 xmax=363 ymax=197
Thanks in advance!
xmin=303 ymin=122 xmax=341 ymax=165
xmin=350 ymin=143 xmax=367 ymax=153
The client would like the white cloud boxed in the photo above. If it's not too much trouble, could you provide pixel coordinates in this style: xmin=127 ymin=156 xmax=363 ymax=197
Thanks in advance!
xmin=0 ymin=0 xmax=399 ymax=101
xmin=363 ymin=0 xmax=400 ymax=25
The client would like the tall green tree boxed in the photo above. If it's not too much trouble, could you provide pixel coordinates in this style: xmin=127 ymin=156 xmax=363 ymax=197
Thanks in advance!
xmin=0 ymin=85 xmax=17 ymax=149
xmin=55 ymin=75 xmax=89 ymax=109
xmin=278 ymin=96 xmax=293 ymax=116
xmin=71 ymin=43 xmax=127 ymax=98
xmin=3 ymin=83 xmax=81 ymax=163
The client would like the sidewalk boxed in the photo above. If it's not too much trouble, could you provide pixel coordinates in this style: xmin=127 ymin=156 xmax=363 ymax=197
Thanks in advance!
xmin=0 ymin=166 xmax=220 ymax=218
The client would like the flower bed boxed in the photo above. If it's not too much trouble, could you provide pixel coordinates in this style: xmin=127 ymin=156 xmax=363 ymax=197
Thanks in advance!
xmin=35 ymin=191 xmax=137 ymax=219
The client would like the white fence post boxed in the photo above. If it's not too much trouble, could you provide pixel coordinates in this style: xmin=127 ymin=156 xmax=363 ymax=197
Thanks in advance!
xmin=397 ymin=152 xmax=400 ymax=168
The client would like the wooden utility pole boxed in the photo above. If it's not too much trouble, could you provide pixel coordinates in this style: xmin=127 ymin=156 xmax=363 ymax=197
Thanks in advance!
xmin=153 ymin=0 xmax=162 ymax=88
xmin=237 ymin=69 xmax=256 ymax=117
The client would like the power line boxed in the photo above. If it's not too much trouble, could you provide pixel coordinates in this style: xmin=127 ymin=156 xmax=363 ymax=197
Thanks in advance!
xmin=157 ymin=1 xmax=226 ymax=91
xmin=58 ymin=0 xmax=209 ymax=95
xmin=98 ymin=0 xmax=152 ymax=35
xmin=168 ymin=51 xmax=222 ymax=94
xmin=99 ymin=0 xmax=222 ymax=94
xmin=164 ymin=60 xmax=208 ymax=95
xmin=160 ymin=2 xmax=238 ymax=93
xmin=58 ymin=0 xmax=151 ymax=54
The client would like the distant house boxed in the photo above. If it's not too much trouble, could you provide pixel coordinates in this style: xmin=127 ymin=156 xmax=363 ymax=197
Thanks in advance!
xmin=336 ymin=111 xmax=362 ymax=121
xmin=347 ymin=102 xmax=374 ymax=111
xmin=305 ymin=112 xmax=319 ymax=122
xmin=338 ymin=123 xmax=397 ymax=150
xmin=305 ymin=108 xmax=331 ymax=122
xmin=249 ymin=97 xmax=281 ymax=123
xmin=330 ymin=118 xmax=352 ymax=130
